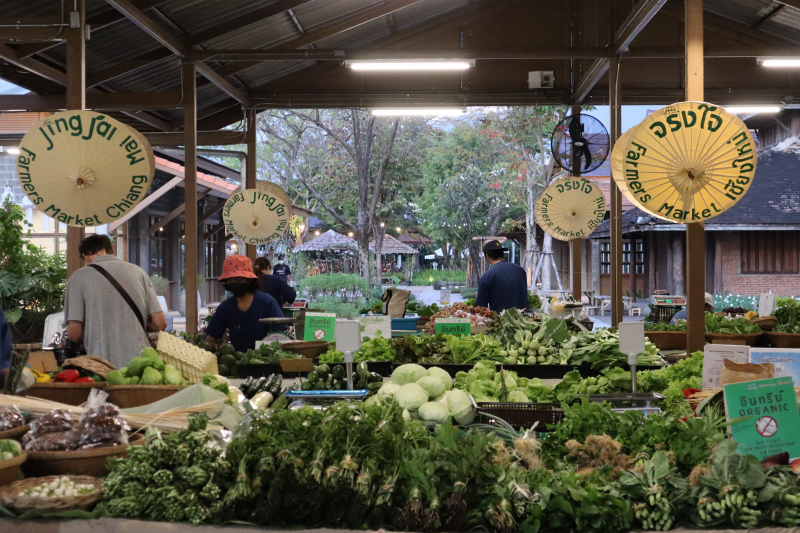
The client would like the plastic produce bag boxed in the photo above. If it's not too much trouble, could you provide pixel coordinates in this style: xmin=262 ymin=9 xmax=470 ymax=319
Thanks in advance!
xmin=0 ymin=405 xmax=24 ymax=431
xmin=23 ymin=409 xmax=76 ymax=451
xmin=719 ymin=359 xmax=774 ymax=386
xmin=76 ymin=388 xmax=129 ymax=450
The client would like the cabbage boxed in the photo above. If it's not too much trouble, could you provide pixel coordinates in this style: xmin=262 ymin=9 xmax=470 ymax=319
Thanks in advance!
xmin=426 ymin=367 xmax=453 ymax=391
xmin=472 ymin=361 xmax=496 ymax=381
xmin=437 ymin=391 xmax=450 ymax=407
xmin=391 ymin=364 xmax=427 ymax=386
xmin=416 ymin=376 xmax=445 ymax=400
xmin=507 ymin=390 xmax=529 ymax=403
xmin=502 ymin=375 xmax=517 ymax=390
xmin=447 ymin=389 xmax=475 ymax=425
xmin=396 ymin=383 xmax=429 ymax=410
xmin=419 ymin=401 xmax=451 ymax=423
xmin=377 ymin=383 xmax=401 ymax=398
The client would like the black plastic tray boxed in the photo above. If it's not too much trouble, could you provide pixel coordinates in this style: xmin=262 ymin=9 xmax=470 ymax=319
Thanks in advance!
xmin=236 ymin=364 xmax=284 ymax=378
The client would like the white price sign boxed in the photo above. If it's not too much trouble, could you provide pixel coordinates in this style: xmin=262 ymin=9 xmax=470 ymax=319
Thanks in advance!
xmin=440 ymin=289 xmax=451 ymax=305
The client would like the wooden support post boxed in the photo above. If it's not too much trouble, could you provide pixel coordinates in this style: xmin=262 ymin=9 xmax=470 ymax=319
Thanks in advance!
xmin=570 ymin=104 xmax=582 ymax=302
xmin=65 ymin=1 xmax=86 ymax=277
xmin=629 ymin=237 xmax=637 ymax=301
xmin=685 ymin=0 xmax=706 ymax=353
xmin=609 ymin=56 xmax=624 ymax=327
xmin=245 ymin=110 xmax=258 ymax=262
xmin=183 ymin=61 xmax=199 ymax=334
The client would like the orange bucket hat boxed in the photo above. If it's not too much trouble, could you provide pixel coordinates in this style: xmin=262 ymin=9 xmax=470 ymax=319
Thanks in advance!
xmin=219 ymin=254 xmax=258 ymax=280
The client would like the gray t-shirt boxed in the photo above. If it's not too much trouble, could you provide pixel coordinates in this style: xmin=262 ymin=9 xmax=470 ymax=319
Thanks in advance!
xmin=65 ymin=255 xmax=161 ymax=369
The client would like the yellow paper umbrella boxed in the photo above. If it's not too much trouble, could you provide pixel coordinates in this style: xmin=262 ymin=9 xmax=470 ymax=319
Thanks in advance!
xmin=534 ymin=176 xmax=606 ymax=241
xmin=223 ymin=181 xmax=292 ymax=245
xmin=610 ymin=125 xmax=673 ymax=222
xmin=616 ymin=101 xmax=757 ymax=223
xmin=15 ymin=110 xmax=154 ymax=227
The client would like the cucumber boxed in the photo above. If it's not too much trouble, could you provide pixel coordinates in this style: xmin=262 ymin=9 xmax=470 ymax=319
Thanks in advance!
xmin=367 ymin=372 xmax=383 ymax=383
xmin=266 ymin=374 xmax=283 ymax=396
xmin=269 ymin=394 xmax=289 ymax=411
xmin=356 ymin=362 xmax=369 ymax=380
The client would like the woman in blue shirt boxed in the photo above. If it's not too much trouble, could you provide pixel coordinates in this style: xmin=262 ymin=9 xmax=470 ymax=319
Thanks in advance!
xmin=205 ymin=255 xmax=285 ymax=352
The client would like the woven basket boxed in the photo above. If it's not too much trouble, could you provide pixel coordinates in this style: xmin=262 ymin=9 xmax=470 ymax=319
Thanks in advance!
xmin=0 ymin=475 xmax=103 ymax=510
xmin=62 ymin=356 xmax=117 ymax=378
xmin=23 ymin=433 xmax=144 ymax=478
xmin=281 ymin=341 xmax=330 ymax=358
xmin=705 ymin=332 xmax=763 ymax=346
xmin=751 ymin=316 xmax=778 ymax=332
xmin=0 ymin=424 xmax=30 ymax=441
xmin=0 ymin=454 xmax=26 ymax=487
xmin=105 ymin=385 xmax=187 ymax=409
xmin=763 ymin=332 xmax=800 ymax=348
xmin=24 ymin=382 xmax=106 ymax=406
xmin=645 ymin=331 xmax=687 ymax=350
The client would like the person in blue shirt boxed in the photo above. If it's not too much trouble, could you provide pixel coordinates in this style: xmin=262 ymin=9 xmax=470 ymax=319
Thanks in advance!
xmin=475 ymin=240 xmax=530 ymax=313
xmin=204 ymin=255 xmax=285 ymax=352
xmin=253 ymin=257 xmax=297 ymax=307
xmin=670 ymin=292 xmax=715 ymax=324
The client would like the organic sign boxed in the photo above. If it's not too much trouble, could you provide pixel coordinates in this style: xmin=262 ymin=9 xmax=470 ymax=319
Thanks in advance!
xmin=304 ymin=312 xmax=336 ymax=342
xmin=359 ymin=315 xmax=390 ymax=341
xmin=223 ymin=182 xmax=291 ymax=245
xmin=534 ymin=176 xmax=605 ymax=241
xmin=435 ymin=318 xmax=471 ymax=337
xmin=618 ymin=101 xmax=757 ymax=223
xmin=16 ymin=111 xmax=154 ymax=227
xmin=724 ymin=377 xmax=800 ymax=460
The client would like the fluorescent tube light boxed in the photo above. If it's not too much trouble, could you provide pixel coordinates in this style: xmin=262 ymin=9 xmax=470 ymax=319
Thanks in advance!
xmin=758 ymin=57 xmax=800 ymax=67
xmin=370 ymin=108 xmax=466 ymax=116
xmin=5 ymin=147 xmax=20 ymax=155
xmin=724 ymin=105 xmax=782 ymax=114
xmin=346 ymin=59 xmax=474 ymax=71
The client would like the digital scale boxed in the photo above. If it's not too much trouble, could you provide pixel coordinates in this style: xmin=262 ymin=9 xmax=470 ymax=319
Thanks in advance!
xmin=650 ymin=293 xmax=686 ymax=323
xmin=282 ymin=299 xmax=308 ymax=310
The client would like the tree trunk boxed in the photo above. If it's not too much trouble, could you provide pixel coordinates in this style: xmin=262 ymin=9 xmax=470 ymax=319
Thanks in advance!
xmin=523 ymin=181 xmax=539 ymax=286
xmin=542 ymin=233 xmax=553 ymax=293
xmin=467 ymin=241 xmax=482 ymax=287
xmin=374 ymin=224 xmax=385 ymax=285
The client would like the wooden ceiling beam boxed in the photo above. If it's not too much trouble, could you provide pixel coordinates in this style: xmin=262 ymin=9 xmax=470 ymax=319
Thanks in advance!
xmin=574 ymin=0 xmax=668 ymax=104
xmin=16 ymin=0 xmax=168 ymax=58
xmin=0 ymin=130 xmax=247 ymax=147
xmin=0 ymin=42 xmax=66 ymax=84
xmin=661 ymin=2 xmax=794 ymax=46
xmin=102 ymin=0 xmax=250 ymax=106
xmin=87 ymin=0 xmax=315 ymax=87
xmin=0 ymin=91 xmax=182 ymax=111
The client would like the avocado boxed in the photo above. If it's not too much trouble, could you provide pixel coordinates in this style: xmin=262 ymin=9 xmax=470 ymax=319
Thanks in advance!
xmin=217 ymin=364 xmax=230 ymax=377
xmin=219 ymin=354 xmax=237 ymax=369
xmin=234 ymin=351 xmax=245 ymax=361
xmin=218 ymin=343 xmax=235 ymax=356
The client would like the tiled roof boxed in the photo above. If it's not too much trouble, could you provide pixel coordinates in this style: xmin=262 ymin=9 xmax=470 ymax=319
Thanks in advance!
xmin=588 ymin=139 xmax=800 ymax=238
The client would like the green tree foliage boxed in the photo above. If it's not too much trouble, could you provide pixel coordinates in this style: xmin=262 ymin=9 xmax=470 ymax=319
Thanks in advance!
xmin=0 ymin=198 xmax=65 ymax=342
xmin=419 ymin=121 xmax=524 ymax=286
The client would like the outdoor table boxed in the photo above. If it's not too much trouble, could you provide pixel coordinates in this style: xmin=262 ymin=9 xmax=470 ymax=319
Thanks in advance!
xmin=582 ymin=289 xmax=597 ymax=305
xmin=598 ymin=296 xmax=633 ymax=315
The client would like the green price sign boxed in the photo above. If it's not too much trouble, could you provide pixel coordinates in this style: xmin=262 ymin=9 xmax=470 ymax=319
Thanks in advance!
xmin=304 ymin=312 xmax=336 ymax=342
xmin=723 ymin=377 xmax=800 ymax=460
xmin=435 ymin=318 xmax=471 ymax=338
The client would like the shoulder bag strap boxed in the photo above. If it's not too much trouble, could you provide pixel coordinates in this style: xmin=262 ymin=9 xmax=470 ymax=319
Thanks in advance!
xmin=87 ymin=264 xmax=147 ymax=332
